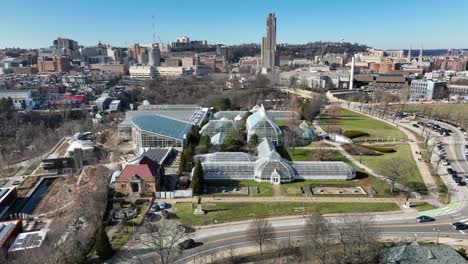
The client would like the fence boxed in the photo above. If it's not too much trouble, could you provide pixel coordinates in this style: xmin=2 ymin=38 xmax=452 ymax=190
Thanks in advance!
xmin=155 ymin=189 xmax=193 ymax=199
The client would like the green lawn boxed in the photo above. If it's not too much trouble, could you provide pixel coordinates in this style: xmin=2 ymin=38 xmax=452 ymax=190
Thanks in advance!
xmin=319 ymin=109 xmax=406 ymax=141
xmin=275 ymin=119 xmax=313 ymax=127
xmin=410 ymin=202 xmax=436 ymax=212
xmin=352 ymin=143 xmax=427 ymax=193
xmin=204 ymin=180 xmax=273 ymax=197
xmin=173 ymin=202 xmax=400 ymax=226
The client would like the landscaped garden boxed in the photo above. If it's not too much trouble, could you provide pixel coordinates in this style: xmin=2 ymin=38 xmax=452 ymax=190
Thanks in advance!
xmin=173 ymin=201 xmax=400 ymax=226
xmin=319 ymin=108 xmax=406 ymax=141
xmin=204 ymin=180 xmax=273 ymax=197
xmin=352 ymin=143 xmax=427 ymax=193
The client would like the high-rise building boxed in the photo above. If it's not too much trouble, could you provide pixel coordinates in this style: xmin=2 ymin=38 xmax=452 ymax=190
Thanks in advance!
xmin=52 ymin=37 xmax=80 ymax=59
xmin=148 ymin=46 xmax=161 ymax=67
xmin=261 ymin=13 xmax=278 ymax=68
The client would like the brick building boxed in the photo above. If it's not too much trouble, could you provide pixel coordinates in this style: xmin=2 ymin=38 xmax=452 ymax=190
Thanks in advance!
xmin=37 ymin=56 xmax=70 ymax=73
xmin=115 ymin=157 xmax=160 ymax=195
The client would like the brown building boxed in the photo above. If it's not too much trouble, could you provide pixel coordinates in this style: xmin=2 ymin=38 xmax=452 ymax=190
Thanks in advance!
xmin=435 ymin=59 xmax=468 ymax=71
xmin=354 ymin=74 xmax=409 ymax=91
xmin=91 ymin=64 xmax=127 ymax=75
xmin=11 ymin=67 xmax=38 ymax=75
xmin=37 ymin=56 xmax=70 ymax=73
xmin=127 ymin=43 xmax=142 ymax=61
xmin=115 ymin=157 xmax=160 ymax=196
xmin=181 ymin=57 xmax=195 ymax=67
xmin=0 ymin=220 xmax=23 ymax=257
xmin=164 ymin=58 xmax=181 ymax=67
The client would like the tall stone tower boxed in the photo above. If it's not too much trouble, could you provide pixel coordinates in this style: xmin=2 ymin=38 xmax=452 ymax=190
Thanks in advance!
xmin=261 ymin=13 xmax=278 ymax=68
xmin=407 ymin=44 xmax=412 ymax=63
xmin=419 ymin=44 xmax=423 ymax=62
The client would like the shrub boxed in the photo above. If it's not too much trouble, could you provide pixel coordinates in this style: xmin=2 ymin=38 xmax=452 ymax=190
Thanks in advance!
xmin=358 ymin=144 xmax=396 ymax=153
xmin=343 ymin=130 xmax=370 ymax=139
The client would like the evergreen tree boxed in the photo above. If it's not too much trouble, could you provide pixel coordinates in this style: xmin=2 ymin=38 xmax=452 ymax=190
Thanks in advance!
xmin=200 ymin=134 xmax=211 ymax=148
xmin=249 ymin=134 xmax=259 ymax=148
xmin=95 ymin=224 xmax=114 ymax=260
xmin=189 ymin=125 xmax=201 ymax=145
xmin=190 ymin=160 xmax=204 ymax=195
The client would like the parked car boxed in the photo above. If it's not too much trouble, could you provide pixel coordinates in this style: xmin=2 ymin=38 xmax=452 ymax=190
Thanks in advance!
xmin=454 ymin=177 xmax=463 ymax=184
xmin=161 ymin=209 xmax=177 ymax=219
xmin=447 ymin=168 xmax=454 ymax=174
xmin=416 ymin=215 xmax=435 ymax=223
xmin=412 ymin=124 xmax=420 ymax=128
xmin=11 ymin=180 xmax=20 ymax=185
xmin=452 ymin=222 xmax=468 ymax=230
xmin=442 ymin=160 xmax=450 ymax=166
xmin=150 ymin=204 xmax=160 ymax=212
xmin=176 ymin=224 xmax=195 ymax=233
xmin=178 ymin=239 xmax=196 ymax=250
xmin=458 ymin=181 xmax=467 ymax=186
xmin=159 ymin=201 xmax=168 ymax=209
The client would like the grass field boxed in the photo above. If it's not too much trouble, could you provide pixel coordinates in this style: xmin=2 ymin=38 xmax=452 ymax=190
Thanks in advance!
xmin=352 ymin=143 xmax=427 ymax=193
xmin=275 ymin=119 xmax=313 ymax=127
xmin=173 ymin=202 xmax=400 ymax=226
xmin=204 ymin=180 xmax=273 ymax=197
xmin=392 ymin=103 xmax=468 ymax=126
xmin=410 ymin=202 xmax=436 ymax=212
xmin=284 ymin=149 xmax=348 ymax=162
xmin=320 ymin=109 xmax=406 ymax=141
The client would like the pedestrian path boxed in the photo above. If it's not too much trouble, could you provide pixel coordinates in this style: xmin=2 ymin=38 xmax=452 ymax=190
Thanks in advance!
xmin=417 ymin=201 xmax=461 ymax=216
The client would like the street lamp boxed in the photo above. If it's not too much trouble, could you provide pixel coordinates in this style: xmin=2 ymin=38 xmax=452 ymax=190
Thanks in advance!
xmin=433 ymin=228 xmax=440 ymax=245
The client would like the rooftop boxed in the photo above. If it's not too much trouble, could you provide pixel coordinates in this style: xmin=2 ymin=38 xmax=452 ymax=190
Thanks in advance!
xmin=118 ymin=163 xmax=158 ymax=181
xmin=9 ymin=229 xmax=47 ymax=252
xmin=0 ymin=220 xmax=21 ymax=248
xmin=131 ymin=115 xmax=193 ymax=140
xmin=380 ymin=243 xmax=467 ymax=264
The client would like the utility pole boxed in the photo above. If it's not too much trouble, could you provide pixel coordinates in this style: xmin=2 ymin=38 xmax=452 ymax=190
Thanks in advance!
xmin=433 ymin=228 xmax=440 ymax=245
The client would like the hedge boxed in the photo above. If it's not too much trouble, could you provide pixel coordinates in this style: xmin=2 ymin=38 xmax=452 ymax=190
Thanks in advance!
xmin=343 ymin=130 xmax=370 ymax=139
xmin=358 ymin=144 xmax=396 ymax=153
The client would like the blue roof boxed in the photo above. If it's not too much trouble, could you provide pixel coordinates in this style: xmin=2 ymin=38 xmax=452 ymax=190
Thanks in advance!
xmin=132 ymin=115 xmax=193 ymax=140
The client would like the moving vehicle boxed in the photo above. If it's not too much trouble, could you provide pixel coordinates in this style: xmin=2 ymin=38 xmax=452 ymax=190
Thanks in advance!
xmin=416 ymin=215 xmax=435 ymax=223
xmin=178 ymin=239 xmax=196 ymax=250
xmin=452 ymin=222 xmax=468 ymax=230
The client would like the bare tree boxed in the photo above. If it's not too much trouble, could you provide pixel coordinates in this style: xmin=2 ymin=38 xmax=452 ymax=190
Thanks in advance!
xmin=334 ymin=213 xmax=380 ymax=264
xmin=378 ymin=158 xmax=412 ymax=194
xmin=302 ymin=212 xmax=334 ymax=264
xmin=328 ymin=105 xmax=342 ymax=120
xmin=248 ymin=217 xmax=275 ymax=255
xmin=142 ymin=220 xmax=188 ymax=264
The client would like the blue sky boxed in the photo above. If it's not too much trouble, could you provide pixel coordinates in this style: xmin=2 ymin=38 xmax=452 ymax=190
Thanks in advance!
xmin=1 ymin=0 xmax=467 ymax=49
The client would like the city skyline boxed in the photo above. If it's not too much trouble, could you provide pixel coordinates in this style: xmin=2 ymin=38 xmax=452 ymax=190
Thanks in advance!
xmin=1 ymin=0 xmax=468 ymax=49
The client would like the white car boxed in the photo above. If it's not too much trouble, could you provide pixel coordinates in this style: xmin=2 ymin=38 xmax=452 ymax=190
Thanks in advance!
xmin=442 ymin=160 xmax=450 ymax=166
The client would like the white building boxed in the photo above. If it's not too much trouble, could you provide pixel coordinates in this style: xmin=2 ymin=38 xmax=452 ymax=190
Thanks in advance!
xmin=154 ymin=66 xmax=192 ymax=77
xmin=409 ymin=79 xmax=447 ymax=100
xmin=129 ymin=65 xmax=155 ymax=79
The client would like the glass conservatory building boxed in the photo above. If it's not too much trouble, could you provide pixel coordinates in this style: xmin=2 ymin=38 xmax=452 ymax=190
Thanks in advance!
xmin=195 ymin=138 xmax=355 ymax=184
xmin=200 ymin=118 xmax=238 ymax=145
xmin=246 ymin=105 xmax=283 ymax=145
xmin=131 ymin=115 xmax=193 ymax=152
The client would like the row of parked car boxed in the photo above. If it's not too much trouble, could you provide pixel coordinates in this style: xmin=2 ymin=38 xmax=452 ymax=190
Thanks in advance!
xmin=415 ymin=121 xmax=452 ymax=136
